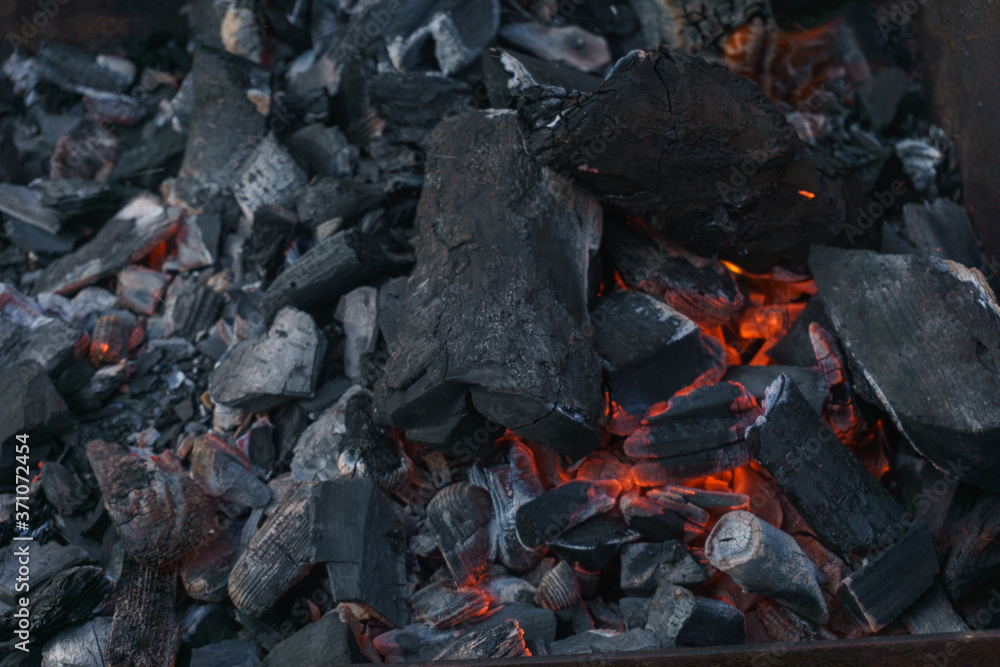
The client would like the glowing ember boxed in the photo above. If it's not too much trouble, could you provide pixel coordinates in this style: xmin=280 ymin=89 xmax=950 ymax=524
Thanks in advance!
xmin=799 ymin=190 xmax=817 ymax=199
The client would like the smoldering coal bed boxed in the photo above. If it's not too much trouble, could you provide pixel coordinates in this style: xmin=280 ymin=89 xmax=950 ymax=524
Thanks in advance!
xmin=2 ymin=0 xmax=1000 ymax=666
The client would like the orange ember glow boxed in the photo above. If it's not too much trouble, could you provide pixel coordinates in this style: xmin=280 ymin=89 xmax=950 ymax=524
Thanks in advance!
xmin=799 ymin=190 xmax=816 ymax=199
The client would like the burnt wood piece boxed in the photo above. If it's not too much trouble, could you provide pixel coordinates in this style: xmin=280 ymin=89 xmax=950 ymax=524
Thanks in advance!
xmin=40 ymin=618 xmax=113 ymax=667
xmin=766 ymin=297 xmax=835 ymax=367
xmin=480 ymin=48 xmax=602 ymax=110
xmin=721 ymin=365 xmax=829 ymax=415
xmin=603 ymin=221 xmax=744 ymax=327
xmin=620 ymin=541 xmax=709 ymax=596
xmin=619 ymin=493 xmax=703 ymax=543
xmin=190 ymin=434 xmax=270 ymax=510
xmin=942 ymin=489 xmax=1000 ymax=603
xmin=340 ymin=286 xmax=379 ymax=384
xmin=534 ymin=561 xmax=581 ymax=611
xmin=0 ymin=290 xmax=82 ymax=376
xmin=652 ymin=485 xmax=749 ymax=511
xmin=208 ymin=307 xmax=325 ymax=412
xmin=31 ymin=194 xmax=179 ymax=296
xmin=756 ymin=600 xmax=834 ymax=643
xmin=838 ymin=521 xmax=939 ymax=632
xmin=903 ymin=199 xmax=982 ymax=270
xmin=108 ymin=556 xmax=178 ymax=667
xmin=498 ymin=22 xmax=610 ymax=74
xmin=705 ymin=510 xmax=828 ymax=624
xmin=810 ymin=246 xmax=1000 ymax=493
xmin=747 ymin=374 xmax=902 ymax=556
xmin=515 ymin=480 xmax=617 ymax=549
xmin=116 ymin=266 xmax=169 ymax=315
xmin=231 ymin=133 xmax=307 ymax=221
xmin=40 ymin=461 xmax=90 ymax=516
xmin=646 ymin=584 xmax=746 ymax=649
xmin=412 ymin=582 xmax=492 ymax=629
xmin=0 ymin=183 xmax=64 ymax=234
xmin=373 ymin=110 xmax=603 ymax=458
xmin=260 ymin=228 xmax=389 ymax=320
xmin=0 ymin=542 xmax=90 ymax=605
xmin=0 ymin=566 xmax=111 ymax=645
xmin=174 ymin=46 xmax=266 ymax=207
xmin=427 ymin=482 xmax=494 ymax=587
xmin=383 ymin=0 xmax=500 ymax=76
xmin=161 ymin=275 xmax=224 ymax=339
xmin=902 ymin=578 xmax=970 ymax=635
xmin=591 ymin=291 xmax=725 ymax=419
xmin=433 ymin=619 xmax=528 ymax=660
xmin=625 ymin=382 xmax=761 ymax=484
xmin=0 ymin=360 xmax=69 ymax=445
xmin=259 ymin=612 xmax=367 ymax=666
xmin=547 ymin=629 xmax=661 ymax=655
xmin=550 ymin=509 xmax=635 ymax=571
xmin=521 ymin=47 xmax=845 ymax=269
xmin=469 ymin=441 xmax=546 ymax=572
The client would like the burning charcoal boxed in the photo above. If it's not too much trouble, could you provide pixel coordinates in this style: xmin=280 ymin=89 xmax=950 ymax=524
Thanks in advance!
xmin=180 ymin=533 xmax=239 ymax=603
xmin=3 ymin=566 xmax=113 ymax=643
xmin=755 ymin=600 xmax=834 ymax=643
xmin=116 ymin=266 xmax=169 ymax=315
xmin=258 ymin=612 xmax=365 ymax=666
xmin=481 ymin=578 xmax=537 ymax=605
xmin=705 ymin=510 xmax=828 ymax=624
xmin=89 ymin=313 xmax=131 ymax=366
xmin=591 ymin=290 xmax=725 ymax=420
xmin=901 ymin=579 xmax=970 ymax=635
xmin=339 ymin=286 xmax=378 ymax=383
xmin=534 ymin=561 xmax=580 ymax=611
xmin=174 ymin=46 xmax=267 ymax=206
xmin=603 ymin=221 xmax=744 ymax=327
xmin=469 ymin=441 xmax=545 ymax=572
xmin=162 ymin=276 xmax=223 ymax=340
xmin=721 ymin=365 xmax=829 ymax=415
xmin=40 ymin=461 xmax=90 ymax=516
xmin=626 ymin=383 xmax=761 ymax=485
xmin=522 ymin=47 xmax=847 ymax=269
xmin=498 ymin=22 xmax=610 ymax=73
xmin=619 ymin=492 xmax=702 ymax=543
xmin=652 ymin=484 xmax=749 ymax=511
xmin=374 ymin=111 xmax=603 ymax=457
xmin=433 ymin=618 xmax=528 ymax=659
xmin=548 ymin=628 xmax=661 ymax=655
xmin=747 ymin=374 xmax=902 ymax=556
xmin=231 ymin=133 xmax=307 ymax=221
xmin=551 ymin=510 xmax=637 ymax=571
xmin=260 ymin=228 xmax=389 ymax=319
xmin=190 ymin=639 xmax=260 ymax=667
xmin=903 ymin=200 xmax=981 ymax=269
xmin=767 ymin=296 xmax=837 ymax=367
xmin=620 ymin=541 xmax=708 ymax=596
xmin=108 ymin=555 xmax=180 ymax=667
xmin=372 ymin=623 xmax=454 ymax=662
xmin=190 ymin=434 xmax=270 ymax=511
xmin=412 ymin=582 xmax=492 ymax=628
xmin=384 ymin=0 xmax=500 ymax=76
xmin=515 ymin=480 xmax=619 ymax=549
xmin=837 ymin=521 xmax=939 ymax=632
xmin=646 ymin=584 xmax=746 ymax=648
xmin=810 ymin=247 xmax=1000 ymax=492
xmin=620 ymin=598 xmax=652 ymax=631
xmin=32 ymin=194 xmax=180 ymax=296
xmin=87 ymin=440 xmax=219 ymax=566
xmin=808 ymin=323 xmax=866 ymax=444
xmin=0 ymin=360 xmax=69 ymax=445
xmin=286 ymin=124 xmax=354 ymax=178
xmin=427 ymin=482 xmax=494 ymax=587
xmin=40 ymin=617 xmax=113 ymax=667
xmin=0 ymin=542 xmax=90 ymax=605
xmin=209 ymin=307 xmax=325 ymax=412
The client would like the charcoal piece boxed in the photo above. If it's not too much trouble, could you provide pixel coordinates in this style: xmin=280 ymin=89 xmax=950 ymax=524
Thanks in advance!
xmin=71 ymin=361 xmax=133 ymax=411
xmin=646 ymin=584 xmax=746 ymax=649
xmin=591 ymin=291 xmax=725 ymax=418
xmin=534 ymin=561 xmax=580 ymax=611
xmin=176 ymin=212 xmax=222 ymax=271
xmin=365 ymin=71 xmax=475 ymax=143
xmin=551 ymin=510 xmax=636 ymax=572
xmin=603 ymin=221 xmax=744 ymax=328
xmin=373 ymin=110 xmax=603 ymax=458
xmin=89 ymin=313 xmax=131 ymax=366
xmin=433 ymin=618 xmax=527 ymax=660
xmin=209 ymin=307 xmax=325 ymax=412
xmin=427 ymin=482 xmax=494 ymax=587
xmin=619 ymin=493 xmax=701 ymax=543
xmin=180 ymin=533 xmax=238 ymax=602
xmin=620 ymin=541 xmax=708 ymax=596
xmin=705 ymin=510 xmax=828 ymax=624
xmin=0 ymin=542 xmax=89 ymax=605
xmin=481 ymin=48 xmax=602 ymax=110
xmin=547 ymin=628 xmax=661 ymax=655
xmin=652 ymin=485 xmax=749 ymax=511
xmin=498 ymin=23 xmax=610 ymax=74
xmin=87 ymin=440 xmax=219 ymax=567
xmin=40 ymin=617 xmax=113 ymax=667
xmin=292 ymin=387 xmax=410 ymax=493
xmin=339 ymin=286 xmax=378 ymax=383
xmin=108 ymin=556 xmax=179 ymax=667
xmin=190 ymin=434 xmax=270 ymax=510
xmin=286 ymin=124 xmax=354 ymax=177
xmin=296 ymin=178 xmax=384 ymax=228
xmin=0 ymin=183 xmax=64 ymax=234
xmin=40 ymin=461 xmax=89 ymax=516
xmin=468 ymin=441 xmax=545 ymax=572
xmin=32 ymin=194 xmax=180 ymax=296
xmin=766 ymin=297 xmax=835 ymax=367
xmin=522 ymin=47 xmax=846 ymax=269
xmin=190 ymin=639 xmax=260 ymax=667
xmin=384 ymin=0 xmax=500 ymax=76
xmin=174 ymin=47 xmax=266 ymax=206
xmin=259 ymin=612 xmax=365 ymax=666
xmin=722 ymin=365 xmax=828 ymax=415
xmin=0 ymin=360 xmax=69 ymax=445
xmin=755 ymin=600 xmax=833 ymax=643
xmin=6 ymin=42 xmax=133 ymax=95
xmin=903 ymin=199 xmax=982 ymax=271
xmin=0 ymin=296 xmax=82 ymax=377
xmin=747 ymin=374 xmax=902 ymax=556
xmin=412 ymin=582 xmax=492 ymax=628
xmin=231 ymin=133 xmax=307 ymax=221
xmin=515 ymin=480 xmax=617 ymax=549
xmin=838 ymin=521 xmax=939 ymax=632
xmin=111 ymin=122 xmax=188 ymax=189
xmin=620 ymin=598 xmax=653 ymax=631
xmin=9 ymin=566 xmax=112 ymax=642
xmin=901 ymin=578 xmax=970 ymax=635
xmin=116 ymin=266 xmax=169 ymax=315
xmin=942 ymin=491 xmax=1000 ymax=603
xmin=260 ymin=228 xmax=389 ymax=319
xmin=856 ymin=67 xmax=910 ymax=133
xmin=810 ymin=246 xmax=1000 ymax=493
xmin=4 ymin=217 xmax=80 ymax=256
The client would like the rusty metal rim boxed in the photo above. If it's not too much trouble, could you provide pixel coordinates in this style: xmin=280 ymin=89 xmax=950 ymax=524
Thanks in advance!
xmin=407 ymin=630 xmax=1000 ymax=667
